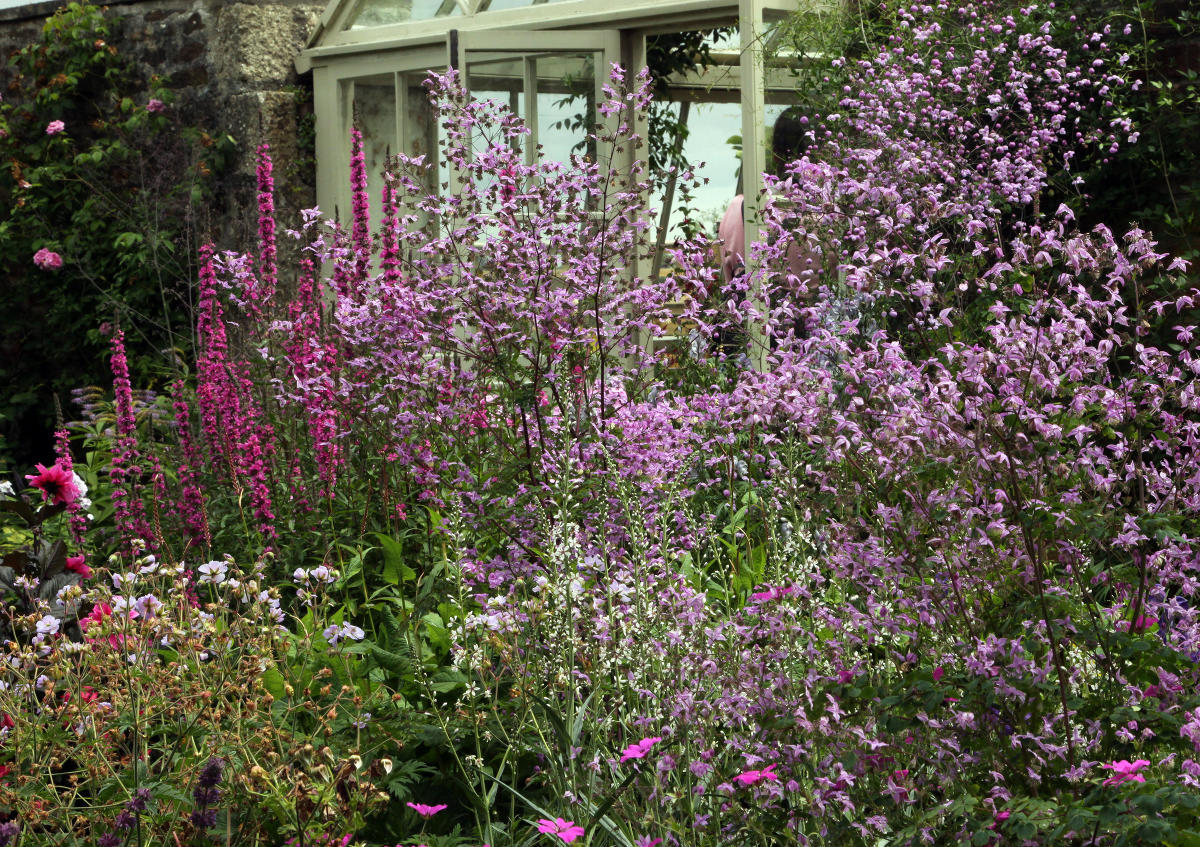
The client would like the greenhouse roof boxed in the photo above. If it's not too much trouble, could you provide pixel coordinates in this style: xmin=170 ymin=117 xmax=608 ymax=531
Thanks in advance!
xmin=298 ymin=0 xmax=808 ymax=71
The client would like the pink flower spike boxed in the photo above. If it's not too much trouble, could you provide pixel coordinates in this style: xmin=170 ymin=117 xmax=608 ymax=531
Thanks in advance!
xmin=45 ymin=120 xmax=65 ymax=135
xmin=406 ymin=802 xmax=448 ymax=818
xmin=1100 ymin=759 xmax=1151 ymax=786
xmin=535 ymin=818 xmax=585 ymax=844
xmin=619 ymin=736 xmax=662 ymax=763
xmin=33 ymin=248 xmax=63 ymax=270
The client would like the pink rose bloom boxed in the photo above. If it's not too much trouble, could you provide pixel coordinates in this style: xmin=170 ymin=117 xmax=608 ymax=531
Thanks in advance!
xmin=535 ymin=818 xmax=585 ymax=844
xmin=45 ymin=120 xmax=65 ymax=135
xmin=145 ymin=98 xmax=165 ymax=113
xmin=1101 ymin=759 xmax=1150 ymax=786
xmin=33 ymin=248 xmax=63 ymax=270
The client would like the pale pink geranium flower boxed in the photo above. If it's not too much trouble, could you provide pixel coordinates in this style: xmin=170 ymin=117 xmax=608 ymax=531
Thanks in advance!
xmin=1101 ymin=759 xmax=1150 ymax=786
xmin=732 ymin=763 xmax=779 ymax=787
xmin=535 ymin=818 xmax=585 ymax=844
xmin=406 ymin=801 xmax=448 ymax=818
xmin=33 ymin=248 xmax=63 ymax=271
xmin=45 ymin=119 xmax=65 ymax=135
xmin=619 ymin=736 xmax=662 ymax=763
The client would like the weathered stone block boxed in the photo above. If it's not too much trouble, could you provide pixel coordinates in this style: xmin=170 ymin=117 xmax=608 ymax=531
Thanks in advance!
xmin=213 ymin=4 xmax=319 ymax=91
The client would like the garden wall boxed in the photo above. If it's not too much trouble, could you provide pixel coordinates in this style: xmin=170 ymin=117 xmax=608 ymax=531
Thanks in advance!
xmin=0 ymin=0 xmax=323 ymax=245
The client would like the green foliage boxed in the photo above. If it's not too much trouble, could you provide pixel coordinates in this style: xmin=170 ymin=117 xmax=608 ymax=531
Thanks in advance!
xmin=1057 ymin=0 xmax=1200 ymax=266
xmin=0 ymin=1 xmax=229 ymax=470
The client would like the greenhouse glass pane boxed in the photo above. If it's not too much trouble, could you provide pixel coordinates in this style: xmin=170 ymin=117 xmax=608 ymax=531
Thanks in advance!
xmin=353 ymin=77 xmax=397 ymax=230
xmin=344 ymin=0 xmax=461 ymax=30
xmin=533 ymin=54 xmax=597 ymax=167
xmin=480 ymin=0 xmax=573 ymax=10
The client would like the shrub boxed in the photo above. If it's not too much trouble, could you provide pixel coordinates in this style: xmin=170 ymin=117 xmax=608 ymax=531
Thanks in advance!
xmin=0 ymin=0 xmax=231 ymax=469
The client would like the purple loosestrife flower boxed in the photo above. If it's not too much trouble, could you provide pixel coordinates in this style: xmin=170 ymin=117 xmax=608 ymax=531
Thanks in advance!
xmin=349 ymin=125 xmax=372 ymax=289
xmin=254 ymin=143 xmax=277 ymax=315
xmin=55 ymin=427 xmax=88 ymax=544
xmin=535 ymin=818 xmax=585 ymax=844
xmin=171 ymin=385 xmax=210 ymax=547
xmin=108 ymin=329 xmax=153 ymax=549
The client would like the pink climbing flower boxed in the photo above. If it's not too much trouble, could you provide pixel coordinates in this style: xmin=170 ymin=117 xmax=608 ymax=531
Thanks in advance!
xmin=1101 ymin=759 xmax=1150 ymax=786
xmin=145 ymin=98 xmax=165 ymax=113
xmin=406 ymin=802 xmax=448 ymax=818
xmin=732 ymin=763 xmax=779 ymax=787
xmin=619 ymin=736 xmax=662 ymax=763
xmin=45 ymin=119 xmax=65 ymax=135
xmin=535 ymin=818 xmax=585 ymax=844
xmin=33 ymin=248 xmax=63 ymax=270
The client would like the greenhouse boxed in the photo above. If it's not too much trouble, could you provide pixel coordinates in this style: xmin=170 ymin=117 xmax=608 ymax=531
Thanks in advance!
xmin=296 ymin=0 xmax=829 ymax=252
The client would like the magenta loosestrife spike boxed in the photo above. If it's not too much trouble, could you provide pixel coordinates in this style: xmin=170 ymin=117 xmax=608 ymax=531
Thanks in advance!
xmin=53 ymin=427 xmax=87 ymax=546
xmin=380 ymin=170 xmax=401 ymax=286
xmin=195 ymin=245 xmax=242 ymax=474
xmin=108 ymin=328 xmax=153 ymax=550
xmin=350 ymin=125 xmax=372 ymax=291
xmin=171 ymin=385 xmax=210 ymax=549
xmin=256 ymin=142 xmax=278 ymax=311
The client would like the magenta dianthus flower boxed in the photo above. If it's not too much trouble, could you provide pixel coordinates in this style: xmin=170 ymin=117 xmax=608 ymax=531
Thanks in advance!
xmin=1101 ymin=759 xmax=1150 ymax=786
xmin=619 ymin=736 xmax=662 ymax=763
xmin=535 ymin=818 xmax=585 ymax=844
xmin=406 ymin=802 xmax=448 ymax=818
xmin=732 ymin=763 xmax=779 ymax=787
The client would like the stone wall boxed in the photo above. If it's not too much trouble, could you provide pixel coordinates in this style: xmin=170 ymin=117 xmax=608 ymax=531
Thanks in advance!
xmin=0 ymin=0 xmax=323 ymax=246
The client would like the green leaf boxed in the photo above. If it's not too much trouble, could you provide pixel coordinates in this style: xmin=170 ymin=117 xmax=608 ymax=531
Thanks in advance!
xmin=374 ymin=532 xmax=415 ymax=586
xmin=261 ymin=667 xmax=286 ymax=700
xmin=429 ymin=669 xmax=466 ymax=693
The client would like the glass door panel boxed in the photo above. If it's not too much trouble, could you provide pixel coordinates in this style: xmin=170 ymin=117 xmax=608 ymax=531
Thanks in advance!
xmin=454 ymin=29 xmax=619 ymax=169
xmin=351 ymin=75 xmax=397 ymax=231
